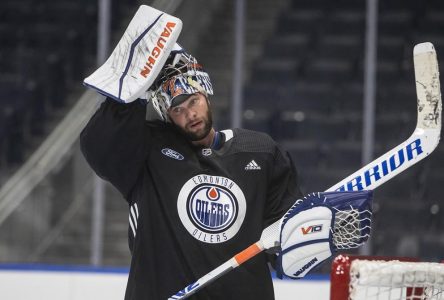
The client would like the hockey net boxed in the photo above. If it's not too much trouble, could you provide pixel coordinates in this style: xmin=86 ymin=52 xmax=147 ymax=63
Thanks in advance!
xmin=330 ymin=255 xmax=444 ymax=300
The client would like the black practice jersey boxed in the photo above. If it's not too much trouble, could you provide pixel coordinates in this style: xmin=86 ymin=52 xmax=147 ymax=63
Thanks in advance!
xmin=80 ymin=99 xmax=302 ymax=300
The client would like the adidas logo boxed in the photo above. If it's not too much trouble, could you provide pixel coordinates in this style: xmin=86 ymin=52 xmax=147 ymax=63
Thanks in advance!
xmin=245 ymin=160 xmax=261 ymax=170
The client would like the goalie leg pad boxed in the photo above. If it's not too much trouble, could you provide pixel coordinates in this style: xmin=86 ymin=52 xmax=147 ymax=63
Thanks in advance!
xmin=277 ymin=206 xmax=334 ymax=279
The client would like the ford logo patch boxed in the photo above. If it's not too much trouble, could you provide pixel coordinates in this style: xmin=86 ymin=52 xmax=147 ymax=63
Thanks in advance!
xmin=161 ymin=148 xmax=184 ymax=161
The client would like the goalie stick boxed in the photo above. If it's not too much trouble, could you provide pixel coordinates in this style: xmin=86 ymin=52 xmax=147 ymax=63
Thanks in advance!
xmin=168 ymin=42 xmax=442 ymax=300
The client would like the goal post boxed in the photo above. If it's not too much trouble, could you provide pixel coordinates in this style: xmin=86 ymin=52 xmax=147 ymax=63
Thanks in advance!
xmin=330 ymin=254 xmax=444 ymax=300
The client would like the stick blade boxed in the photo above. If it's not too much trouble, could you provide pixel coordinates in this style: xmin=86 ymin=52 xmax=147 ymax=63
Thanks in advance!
xmin=413 ymin=42 xmax=442 ymax=132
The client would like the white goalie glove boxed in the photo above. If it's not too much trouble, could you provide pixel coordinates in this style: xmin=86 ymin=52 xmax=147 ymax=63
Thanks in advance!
xmin=277 ymin=190 xmax=373 ymax=279
xmin=84 ymin=5 xmax=182 ymax=103
xmin=83 ymin=5 xmax=214 ymax=123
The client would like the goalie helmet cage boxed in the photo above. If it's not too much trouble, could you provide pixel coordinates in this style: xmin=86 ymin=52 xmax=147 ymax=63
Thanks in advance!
xmin=330 ymin=254 xmax=444 ymax=300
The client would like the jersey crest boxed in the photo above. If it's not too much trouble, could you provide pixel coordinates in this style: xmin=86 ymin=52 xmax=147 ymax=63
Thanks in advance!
xmin=177 ymin=174 xmax=246 ymax=243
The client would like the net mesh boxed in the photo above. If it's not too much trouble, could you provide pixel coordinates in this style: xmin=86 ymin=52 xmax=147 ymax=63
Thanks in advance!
xmin=332 ymin=206 xmax=372 ymax=250
xmin=349 ymin=260 xmax=444 ymax=300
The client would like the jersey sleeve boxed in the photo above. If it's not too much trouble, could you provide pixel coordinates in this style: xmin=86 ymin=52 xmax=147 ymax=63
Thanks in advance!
xmin=264 ymin=144 xmax=303 ymax=227
xmin=80 ymin=98 xmax=150 ymax=199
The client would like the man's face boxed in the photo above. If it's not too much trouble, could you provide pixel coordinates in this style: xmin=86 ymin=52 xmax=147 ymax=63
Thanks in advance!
xmin=168 ymin=93 xmax=213 ymax=141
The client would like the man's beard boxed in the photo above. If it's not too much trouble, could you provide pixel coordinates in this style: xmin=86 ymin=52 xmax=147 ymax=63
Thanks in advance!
xmin=174 ymin=106 xmax=213 ymax=142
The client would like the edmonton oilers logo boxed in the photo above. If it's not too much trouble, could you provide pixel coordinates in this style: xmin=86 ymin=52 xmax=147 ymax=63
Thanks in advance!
xmin=188 ymin=185 xmax=238 ymax=233
xmin=177 ymin=175 xmax=246 ymax=244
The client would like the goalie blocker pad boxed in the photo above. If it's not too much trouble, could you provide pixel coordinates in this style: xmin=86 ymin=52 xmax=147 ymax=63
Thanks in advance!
xmin=277 ymin=190 xmax=372 ymax=279
xmin=84 ymin=5 xmax=182 ymax=103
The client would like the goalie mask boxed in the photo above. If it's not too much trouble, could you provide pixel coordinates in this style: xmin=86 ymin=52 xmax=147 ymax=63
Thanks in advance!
xmin=147 ymin=44 xmax=214 ymax=121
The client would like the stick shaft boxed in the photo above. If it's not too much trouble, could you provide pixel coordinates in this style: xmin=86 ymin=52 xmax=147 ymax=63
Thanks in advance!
xmin=327 ymin=130 xmax=438 ymax=192
xmin=168 ymin=242 xmax=264 ymax=300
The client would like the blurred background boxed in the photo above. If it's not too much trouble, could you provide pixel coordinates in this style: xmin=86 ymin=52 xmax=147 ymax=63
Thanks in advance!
xmin=0 ymin=0 xmax=443 ymax=282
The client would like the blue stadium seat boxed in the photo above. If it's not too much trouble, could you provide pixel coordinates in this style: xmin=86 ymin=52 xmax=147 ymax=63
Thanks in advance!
xmin=331 ymin=82 xmax=363 ymax=114
xmin=281 ymin=82 xmax=335 ymax=113
xmin=374 ymin=200 xmax=428 ymax=233
xmin=376 ymin=82 xmax=417 ymax=116
xmin=253 ymin=59 xmax=299 ymax=85
xmin=377 ymin=36 xmax=406 ymax=61
xmin=316 ymin=34 xmax=363 ymax=61
xmin=378 ymin=10 xmax=414 ymax=37
xmin=321 ymin=11 xmax=365 ymax=36
xmin=302 ymin=59 xmax=354 ymax=83
xmin=263 ymin=33 xmax=310 ymax=60
xmin=0 ymin=78 xmax=27 ymax=164
xmin=44 ymin=54 xmax=67 ymax=108
xmin=299 ymin=168 xmax=352 ymax=194
xmin=322 ymin=141 xmax=362 ymax=170
xmin=276 ymin=9 xmax=323 ymax=35
xmin=379 ymin=0 xmax=425 ymax=11
xmin=274 ymin=113 xmax=353 ymax=142
xmin=0 ymin=0 xmax=103 ymax=165
xmin=281 ymin=140 xmax=321 ymax=169
xmin=242 ymin=109 xmax=274 ymax=134
xmin=423 ymin=169 xmax=444 ymax=203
